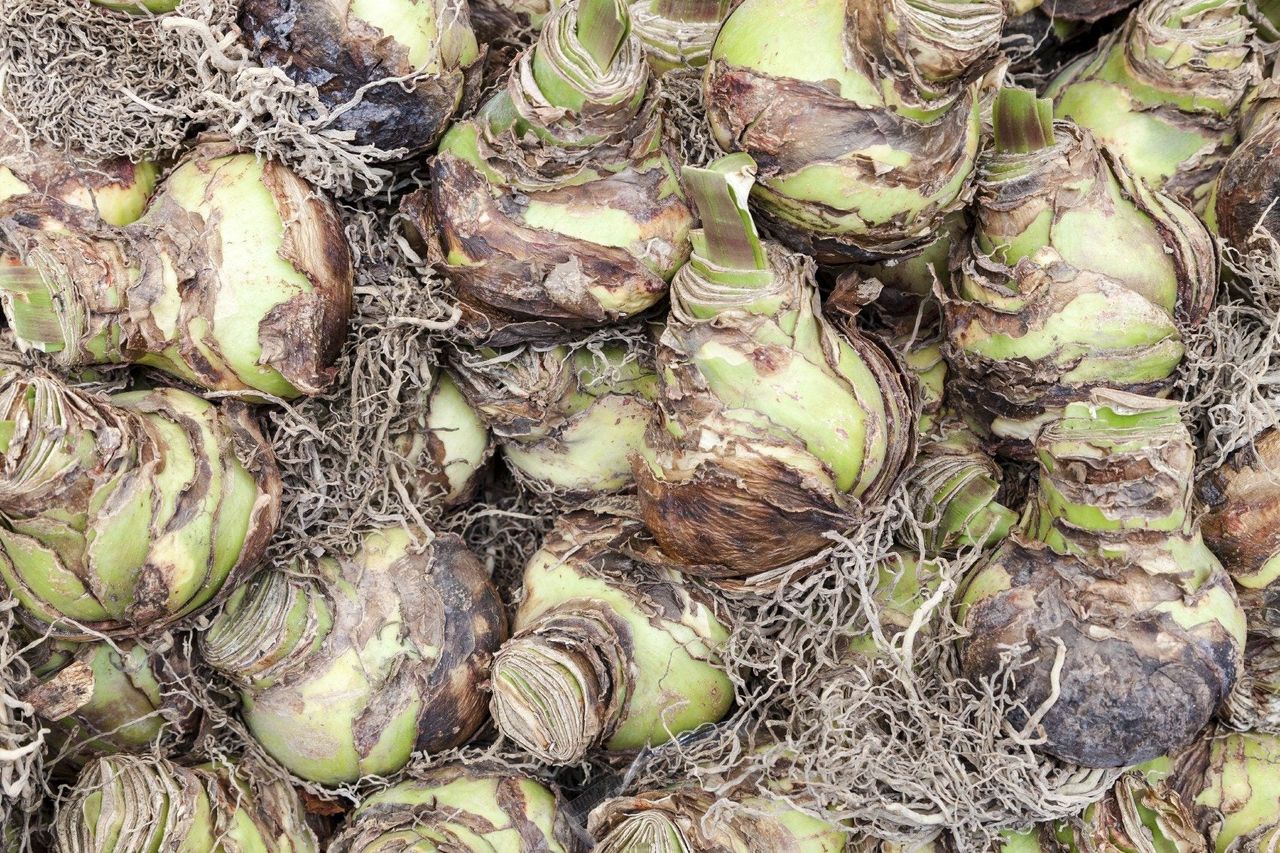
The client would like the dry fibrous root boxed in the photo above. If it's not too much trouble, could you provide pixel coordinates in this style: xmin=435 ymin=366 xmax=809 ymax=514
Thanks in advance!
xmin=262 ymin=195 xmax=460 ymax=561
xmin=0 ymin=0 xmax=451 ymax=197
xmin=614 ymin=489 xmax=1119 ymax=850
xmin=0 ymin=600 xmax=45 ymax=853
xmin=1176 ymin=241 xmax=1280 ymax=476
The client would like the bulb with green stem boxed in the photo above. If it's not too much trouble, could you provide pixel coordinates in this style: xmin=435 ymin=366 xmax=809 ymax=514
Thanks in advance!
xmin=635 ymin=153 xmax=914 ymax=577
xmin=945 ymin=87 xmax=1214 ymax=459
xmin=1046 ymin=0 xmax=1262 ymax=210
xmin=410 ymin=0 xmax=695 ymax=346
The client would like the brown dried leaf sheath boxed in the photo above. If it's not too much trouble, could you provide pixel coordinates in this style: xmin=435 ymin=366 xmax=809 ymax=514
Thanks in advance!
xmin=407 ymin=159 xmax=681 ymax=345
xmin=1201 ymin=428 xmax=1280 ymax=629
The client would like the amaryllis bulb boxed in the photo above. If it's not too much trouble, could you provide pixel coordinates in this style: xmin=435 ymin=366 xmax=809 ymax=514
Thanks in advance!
xmin=409 ymin=0 xmax=695 ymax=345
xmin=0 ymin=151 xmax=353 ymax=399
xmin=704 ymin=0 xmax=1005 ymax=263
xmin=944 ymin=88 xmax=1215 ymax=459
xmin=0 ymin=370 xmax=280 ymax=639
xmin=636 ymin=154 xmax=914 ymax=577
xmin=238 ymin=0 xmax=482 ymax=156
xmin=202 ymin=527 xmax=505 ymax=784
xmin=1047 ymin=0 xmax=1262 ymax=209
xmin=958 ymin=391 xmax=1245 ymax=768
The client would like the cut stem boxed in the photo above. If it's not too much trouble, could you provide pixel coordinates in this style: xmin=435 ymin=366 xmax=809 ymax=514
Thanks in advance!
xmin=993 ymin=88 xmax=1056 ymax=154
xmin=577 ymin=0 xmax=631 ymax=70
xmin=683 ymin=153 xmax=767 ymax=272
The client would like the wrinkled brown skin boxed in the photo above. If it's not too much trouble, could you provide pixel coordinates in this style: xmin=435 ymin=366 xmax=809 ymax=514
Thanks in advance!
xmin=238 ymin=0 xmax=484 ymax=156
xmin=703 ymin=61 xmax=982 ymax=264
xmin=330 ymin=765 xmax=589 ymax=852
xmin=0 ymin=376 xmax=281 ymax=640
xmin=961 ymin=534 xmax=1242 ymax=768
xmin=0 ymin=157 xmax=352 ymax=396
xmin=1042 ymin=0 xmax=1138 ymax=21
xmin=406 ymin=160 xmax=678 ymax=345
xmin=1200 ymin=429 xmax=1280 ymax=631
xmin=1214 ymin=119 xmax=1280 ymax=253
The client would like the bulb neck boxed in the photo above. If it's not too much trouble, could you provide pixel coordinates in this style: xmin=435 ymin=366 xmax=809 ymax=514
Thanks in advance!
xmin=489 ymin=604 xmax=630 ymax=764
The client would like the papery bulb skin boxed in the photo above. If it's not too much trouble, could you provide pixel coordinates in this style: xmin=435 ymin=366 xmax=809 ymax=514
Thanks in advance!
xmin=53 ymin=755 xmax=318 ymax=852
xmin=590 ymin=786 xmax=848 ymax=853
xmin=331 ymin=765 xmax=586 ymax=852
xmin=22 ymin=637 xmax=199 ymax=758
xmin=0 ymin=118 xmax=157 ymax=227
xmin=488 ymin=506 xmax=732 ymax=765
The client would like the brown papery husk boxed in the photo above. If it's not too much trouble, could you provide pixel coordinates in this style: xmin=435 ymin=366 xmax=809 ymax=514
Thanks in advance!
xmin=0 ymin=0 xmax=467 ymax=198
